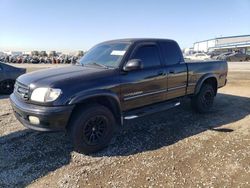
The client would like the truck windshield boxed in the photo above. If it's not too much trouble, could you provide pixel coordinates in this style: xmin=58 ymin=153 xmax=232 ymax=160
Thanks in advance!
xmin=79 ymin=42 xmax=130 ymax=68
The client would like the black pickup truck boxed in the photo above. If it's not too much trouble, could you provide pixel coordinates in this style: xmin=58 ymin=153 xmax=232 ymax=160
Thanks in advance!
xmin=10 ymin=39 xmax=227 ymax=153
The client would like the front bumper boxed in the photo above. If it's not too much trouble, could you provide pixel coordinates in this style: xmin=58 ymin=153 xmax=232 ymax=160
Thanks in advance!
xmin=10 ymin=94 xmax=74 ymax=131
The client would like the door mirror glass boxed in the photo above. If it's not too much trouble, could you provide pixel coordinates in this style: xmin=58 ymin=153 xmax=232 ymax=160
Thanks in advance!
xmin=123 ymin=59 xmax=142 ymax=71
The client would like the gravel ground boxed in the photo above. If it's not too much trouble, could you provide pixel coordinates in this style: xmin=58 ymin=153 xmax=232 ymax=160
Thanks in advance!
xmin=0 ymin=62 xmax=250 ymax=187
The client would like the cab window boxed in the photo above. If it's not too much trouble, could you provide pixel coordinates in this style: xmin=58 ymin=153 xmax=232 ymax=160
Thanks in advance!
xmin=131 ymin=45 xmax=161 ymax=68
xmin=160 ymin=41 xmax=184 ymax=65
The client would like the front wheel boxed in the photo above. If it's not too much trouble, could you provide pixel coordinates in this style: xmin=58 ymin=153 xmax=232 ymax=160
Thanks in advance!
xmin=191 ymin=84 xmax=215 ymax=113
xmin=68 ymin=104 xmax=116 ymax=154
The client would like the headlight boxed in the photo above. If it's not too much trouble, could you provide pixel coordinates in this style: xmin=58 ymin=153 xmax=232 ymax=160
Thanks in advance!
xmin=30 ymin=88 xmax=62 ymax=102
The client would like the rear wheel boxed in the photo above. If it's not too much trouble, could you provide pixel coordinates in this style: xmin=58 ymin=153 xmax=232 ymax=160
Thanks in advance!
xmin=191 ymin=84 xmax=215 ymax=113
xmin=68 ymin=104 xmax=116 ymax=154
xmin=0 ymin=80 xmax=15 ymax=94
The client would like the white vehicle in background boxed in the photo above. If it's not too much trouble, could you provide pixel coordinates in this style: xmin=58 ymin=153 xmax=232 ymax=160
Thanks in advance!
xmin=185 ymin=53 xmax=210 ymax=61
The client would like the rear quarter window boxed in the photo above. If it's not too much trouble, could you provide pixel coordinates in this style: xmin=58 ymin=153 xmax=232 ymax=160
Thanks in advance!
xmin=160 ymin=41 xmax=184 ymax=66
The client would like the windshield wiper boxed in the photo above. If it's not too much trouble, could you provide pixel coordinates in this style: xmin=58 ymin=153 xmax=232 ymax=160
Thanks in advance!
xmin=86 ymin=62 xmax=109 ymax=69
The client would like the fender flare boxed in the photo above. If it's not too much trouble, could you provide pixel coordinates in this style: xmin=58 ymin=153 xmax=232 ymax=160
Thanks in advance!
xmin=67 ymin=89 xmax=122 ymax=123
xmin=68 ymin=89 xmax=120 ymax=105
xmin=194 ymin=73 xmax=218 ymax=95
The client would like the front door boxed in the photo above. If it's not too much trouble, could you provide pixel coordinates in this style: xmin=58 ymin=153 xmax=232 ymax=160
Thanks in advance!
xmin=121 ymin=43 xmax=167 ymax=111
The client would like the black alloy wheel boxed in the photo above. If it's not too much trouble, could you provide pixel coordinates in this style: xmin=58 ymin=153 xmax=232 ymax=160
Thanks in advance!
xmin=191 ymin=84 xmax=215 ymax=113
xmin=200 ymin=89 xmax=214 ymax=109
xmin=83 ymin=115 xmax=108 ymax=145
xmin=68 ymin=104 xmax=116 ymax=154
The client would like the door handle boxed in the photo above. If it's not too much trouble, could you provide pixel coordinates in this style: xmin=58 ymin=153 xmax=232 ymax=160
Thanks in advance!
xmin=169 ymin=70 xmax=175 ymax=74
xmin=157 ymin=71 xmax=165 ymax=76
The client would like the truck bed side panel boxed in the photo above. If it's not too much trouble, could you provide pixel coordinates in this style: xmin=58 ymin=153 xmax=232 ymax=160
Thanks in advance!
xmin=186 ymin=60 xmax=228 ymax=95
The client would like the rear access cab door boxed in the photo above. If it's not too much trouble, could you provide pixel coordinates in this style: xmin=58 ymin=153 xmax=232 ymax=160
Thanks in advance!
xmin=159 ymin=41 xmax=188 ymax=100
xmin=120 ymin=42 xmax=167 ymax=111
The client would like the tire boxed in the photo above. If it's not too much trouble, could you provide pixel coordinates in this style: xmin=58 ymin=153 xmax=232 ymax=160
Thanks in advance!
xmin=191 ymin=84 xmax=215 ymax=113
xmin=0 ymin=80 xmax=15 ymax=94
xmin=68 ymin=104 xmax=116 ymax=154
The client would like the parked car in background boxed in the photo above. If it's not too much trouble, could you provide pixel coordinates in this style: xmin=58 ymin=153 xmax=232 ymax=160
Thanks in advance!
xmin=30 ymin=57 xmax=40 ymax=64
xmin=216 ymin=52 xmax=233 ymax=60
xmin=0 ymin=52 xmax=83 ymax=65
xmin=207 ymin=51 xmax=223 ymax=59
xmin=0 ymin=56 xmax=5 ymax=62
xmin=0 ymin=62 xmax=26 ymax=94
xmin=185 ymin=53 xmax=210 ymax=61
xmin=224 ymin=52 xmax=250 ymax=62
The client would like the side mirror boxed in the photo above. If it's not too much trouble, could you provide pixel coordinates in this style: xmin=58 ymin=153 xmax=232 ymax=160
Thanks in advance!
xmin=123 ymin=59 xmax=142 ymax=72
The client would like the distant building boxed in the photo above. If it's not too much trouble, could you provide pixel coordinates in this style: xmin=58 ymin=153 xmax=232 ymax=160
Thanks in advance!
xmin=193 ymin=35 xmax=250 ymax=54
xmin=183 ymin=47 xmax=194 ymax=55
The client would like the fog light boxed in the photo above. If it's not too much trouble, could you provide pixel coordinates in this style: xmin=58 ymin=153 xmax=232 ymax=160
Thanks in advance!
xmin=28 ymin=116 xmax=40 ymax=125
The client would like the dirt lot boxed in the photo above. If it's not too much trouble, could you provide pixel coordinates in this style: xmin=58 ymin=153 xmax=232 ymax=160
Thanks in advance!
xmin=0 ymin=62 xmax=250 ymax=187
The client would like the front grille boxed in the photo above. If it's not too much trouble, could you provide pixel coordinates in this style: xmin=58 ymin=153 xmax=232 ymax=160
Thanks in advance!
xmin=14 ymin=81 xmax=30 ymax=100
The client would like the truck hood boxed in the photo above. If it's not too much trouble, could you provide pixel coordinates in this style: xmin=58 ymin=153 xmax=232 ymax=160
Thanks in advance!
xmin=17 ymin=65 xmax=113 ymax=87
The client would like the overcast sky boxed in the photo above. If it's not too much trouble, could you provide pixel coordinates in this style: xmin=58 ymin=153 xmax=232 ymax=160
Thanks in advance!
xmin=0 ymin=0 xmax=250 ymax=52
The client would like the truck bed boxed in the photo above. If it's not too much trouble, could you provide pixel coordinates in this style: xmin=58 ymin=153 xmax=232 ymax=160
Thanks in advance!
xmin=185 ymin=60 xmax=228 ymax=95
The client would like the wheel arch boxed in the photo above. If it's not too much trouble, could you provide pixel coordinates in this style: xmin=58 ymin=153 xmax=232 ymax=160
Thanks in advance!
xmin=67 ymin=90 xmax=122 ymax=126
xmin=194 ymin=74 xmax=218 ymax=95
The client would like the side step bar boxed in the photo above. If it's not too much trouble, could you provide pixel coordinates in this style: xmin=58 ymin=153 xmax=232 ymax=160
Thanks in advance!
xmin=124 ymin=101 xmax=181 ymax=120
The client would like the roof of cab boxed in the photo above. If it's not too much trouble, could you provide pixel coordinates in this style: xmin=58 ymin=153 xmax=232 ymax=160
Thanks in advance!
xmin=101 ymin=38 xmax=176 ymax=44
